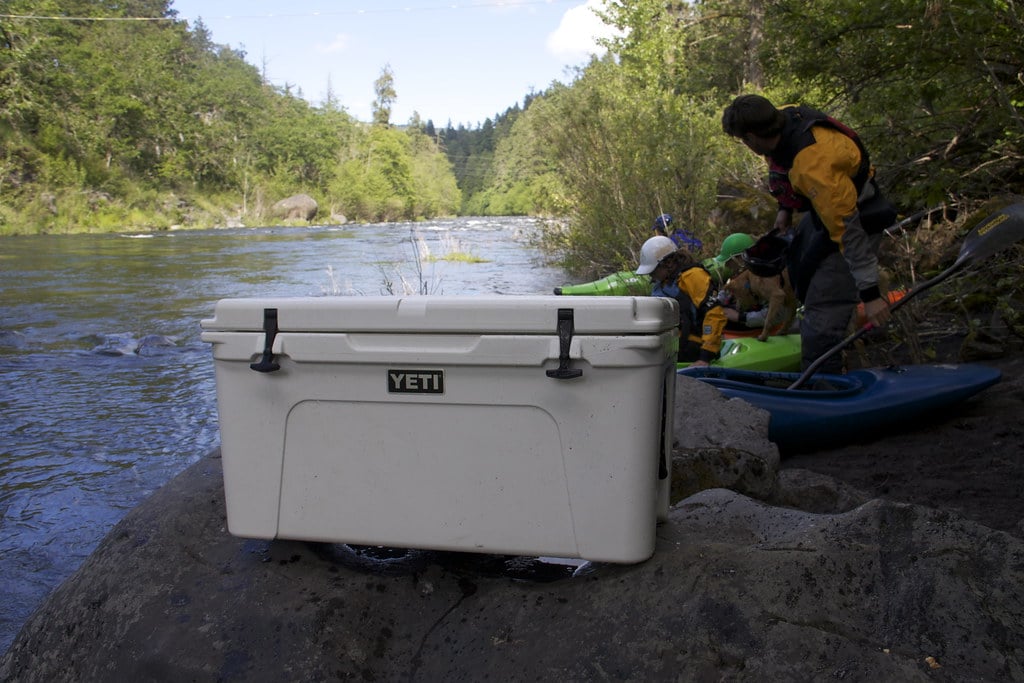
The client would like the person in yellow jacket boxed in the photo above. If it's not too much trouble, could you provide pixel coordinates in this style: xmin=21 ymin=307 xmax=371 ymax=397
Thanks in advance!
xmin=636 ymin=235 xmax=726 ymax=366
xmin=721 ymin=94 xmax=897 ymax=373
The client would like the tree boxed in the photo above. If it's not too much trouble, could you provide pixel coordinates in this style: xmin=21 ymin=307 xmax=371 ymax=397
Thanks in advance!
xmin=759 ymin=0 xmax=1024 ymax=206
xmin=323 ymin=73 xmax=341 ymax=112
xmin=522 ymin=57 xmax=732 ymax=276
xmin=372 ymin=64 xmax=397 ymax=127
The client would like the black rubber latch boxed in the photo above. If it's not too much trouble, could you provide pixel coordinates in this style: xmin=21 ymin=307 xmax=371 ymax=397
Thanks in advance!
xmin=250 ymin=307 xmax=281 ymax=373
xmin=546 ymin=308 xmax=583 ymax=380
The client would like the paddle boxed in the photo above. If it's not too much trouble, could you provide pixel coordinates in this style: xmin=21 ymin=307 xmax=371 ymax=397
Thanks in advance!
xmin=789 ymin=200 xmax=1024 ymax=390
xmin=883 ymin=206 xmax=943 ymax=236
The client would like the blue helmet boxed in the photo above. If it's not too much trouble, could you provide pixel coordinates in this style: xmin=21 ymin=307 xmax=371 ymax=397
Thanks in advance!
xmin=652 ymin=213 xmax=673 ymax=232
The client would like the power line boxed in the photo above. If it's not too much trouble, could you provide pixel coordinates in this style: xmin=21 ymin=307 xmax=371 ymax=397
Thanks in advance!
xmin=0 ymin=1 xmax=579 ymax=23
xmin=0 ymin=14 xmax=172 ymax=22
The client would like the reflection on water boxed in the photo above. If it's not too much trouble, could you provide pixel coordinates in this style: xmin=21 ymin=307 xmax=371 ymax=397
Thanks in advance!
xmin=0 ymin=216 xmax=568 ymax=652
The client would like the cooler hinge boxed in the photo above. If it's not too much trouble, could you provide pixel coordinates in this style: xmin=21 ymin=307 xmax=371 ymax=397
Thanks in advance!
xmin=250 ymin=307 xmax=281 ymax=373
xmin=546 ymin=308 xmax=583 ymax=380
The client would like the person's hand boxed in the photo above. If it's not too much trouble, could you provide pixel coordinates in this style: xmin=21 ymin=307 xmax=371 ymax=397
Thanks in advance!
xmin=690 ymin=360 xmax=710 ymax=367
xmin=773 ymin=209 xmax=792 ymax=232
xmin=862 ymin=297 xmax=891 ymax=328
xmin=723 ymin=307 xmax=740 ymax=322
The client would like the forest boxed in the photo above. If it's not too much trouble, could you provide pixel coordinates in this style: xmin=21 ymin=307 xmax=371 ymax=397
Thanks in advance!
xmin=2 ymin=0 xmax=1022 ymax=278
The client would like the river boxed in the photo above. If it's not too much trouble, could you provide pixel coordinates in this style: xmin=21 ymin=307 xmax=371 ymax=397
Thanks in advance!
xmin=0 ymin=216 xmax=570 ymax=653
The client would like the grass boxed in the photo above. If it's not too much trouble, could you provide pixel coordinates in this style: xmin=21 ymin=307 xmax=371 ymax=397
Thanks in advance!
xmin=325 ymin=227 xmax=492 ymax=296
xmin=416 ymin=232 xmax=489 ymax=264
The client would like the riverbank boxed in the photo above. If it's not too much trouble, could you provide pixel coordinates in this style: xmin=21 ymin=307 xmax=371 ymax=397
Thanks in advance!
xmin=782 ymin=353 xmax=1024 ymax=540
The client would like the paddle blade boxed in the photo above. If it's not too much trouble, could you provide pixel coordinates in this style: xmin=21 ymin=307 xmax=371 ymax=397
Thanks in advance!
xmin=955 ymin=200 xmax=1024 ymax=266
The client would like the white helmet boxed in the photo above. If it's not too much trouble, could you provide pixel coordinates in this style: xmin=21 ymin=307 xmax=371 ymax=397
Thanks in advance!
xmin=635 ymin=235 xmax=677 ymax=275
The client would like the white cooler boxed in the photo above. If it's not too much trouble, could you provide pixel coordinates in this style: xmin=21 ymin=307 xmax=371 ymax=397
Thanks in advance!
xmin=201 ymin=295 xmax=678 ymax=564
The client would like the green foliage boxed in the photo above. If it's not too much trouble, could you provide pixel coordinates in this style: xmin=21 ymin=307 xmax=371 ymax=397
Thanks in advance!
xmin=485 ymin=0 xmax=1024 ymax=278
xmin=323 ymin=125 xmax=458 ymax=223
xmin=435 ymin=103 xmax=535 ymax=212
xmin=759 ymin=0 xmax=1024 ymax=208
xmin=330 ymin=127 xmax=413 ymax=222
xmin=0 ymin=6 xmax=459 ymax=233
xmin=522 ymin=59 xmax=732 ymax=276
xmin=406 ymin=128 xmax=461 ymax=219
xmin=460 ymin=99 xmax=566 ymax=217
xmin=2 ymin=0 xmax=1022 ymax=262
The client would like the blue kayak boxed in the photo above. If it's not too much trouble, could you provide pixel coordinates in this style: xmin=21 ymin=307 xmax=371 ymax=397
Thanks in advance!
xmin=678 ymin=363 xmax=1003 ymax=452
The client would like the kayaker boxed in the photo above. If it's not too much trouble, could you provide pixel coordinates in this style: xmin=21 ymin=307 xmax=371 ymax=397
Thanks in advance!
xmin=703 ymin=232 xmax=756 ymax=286
xmin=721 ymin=94 xmax=897 ymax=372
xmin=636 ymin=235 xmax=726 ymax=367
xmin=651 ymin=213 xmax=703 ymax=253
xmin=701 ymin=232 xmax=768 ymax=330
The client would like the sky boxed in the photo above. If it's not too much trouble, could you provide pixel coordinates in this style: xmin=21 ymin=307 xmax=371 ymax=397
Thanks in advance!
xmin=167 ymin=0 xmax=621 ymax=127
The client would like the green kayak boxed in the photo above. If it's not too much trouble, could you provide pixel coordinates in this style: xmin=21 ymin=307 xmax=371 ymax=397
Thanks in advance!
xmin=553 ymin=270 xmax=651 ymax=296
xmin=680 ymin=334 xmax=802 ymax=372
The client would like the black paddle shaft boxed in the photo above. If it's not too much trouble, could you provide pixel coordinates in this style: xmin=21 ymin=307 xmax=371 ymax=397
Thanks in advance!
xmin=789 ymin=201 xmax=1024 ymax=390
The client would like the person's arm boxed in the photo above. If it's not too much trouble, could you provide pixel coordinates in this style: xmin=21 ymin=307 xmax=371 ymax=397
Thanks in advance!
xmin=740 ymin=308 xmax=767 ymax=328
xmin=768 ymin=160 xmax=799 ymax=233
xmin=679 ymin=269 xmax=725 ymax=365
xmin=695 ymin=304 xmax=727 ymax=365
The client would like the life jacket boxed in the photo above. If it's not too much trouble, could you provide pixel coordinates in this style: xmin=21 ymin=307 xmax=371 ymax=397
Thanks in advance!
xmin=768 ymin=106 xmax=889 ymax=302
xmin=652 ymin=257 xmax=719 ymax=337
xmin=768 ymin=106 xmax=872 ymax=205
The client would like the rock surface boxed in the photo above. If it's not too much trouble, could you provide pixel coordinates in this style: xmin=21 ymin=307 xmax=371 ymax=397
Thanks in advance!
xmin=2 ymin=451 xmax=1022 ymax=681
xmin=672 ymin=375 xmax=779 ymax=501
xmin=4 ymin=367 xmax=1023 ymax=681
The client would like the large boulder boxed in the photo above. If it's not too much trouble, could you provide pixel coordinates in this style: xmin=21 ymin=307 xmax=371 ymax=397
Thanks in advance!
xmin=3 ymin=452 xmax=1022 ymax=681
xmin=271 ymin=193 xmax=318 ymax=221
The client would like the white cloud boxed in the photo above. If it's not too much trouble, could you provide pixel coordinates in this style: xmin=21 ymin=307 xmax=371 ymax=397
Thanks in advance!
xmin=546 ymin=0 xmax=621 ymax=61
xmin=316 ymin=33 xmax=350 ymax=55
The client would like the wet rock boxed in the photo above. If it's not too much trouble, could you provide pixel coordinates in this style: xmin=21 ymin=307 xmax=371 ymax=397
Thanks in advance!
xmin=89 ymin=333 xmax=137 ymax=356
xmin=0 ymin=330 xmax=27 ymax=348
xmin=3 ymin=454 xmax=1022 ymax=681
xmin=135 ymin=334 xmax=177 ymax=356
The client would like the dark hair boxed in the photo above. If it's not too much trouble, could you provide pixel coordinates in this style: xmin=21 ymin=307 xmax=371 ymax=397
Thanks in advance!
xmin=657 ymin=248 xmax=697 ymax=275
xmin=722 ymin=94 xmax=785 ymax=138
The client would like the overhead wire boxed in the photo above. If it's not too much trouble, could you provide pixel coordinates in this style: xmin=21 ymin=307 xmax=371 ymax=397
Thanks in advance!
xmin=0 ymin=0 xmax=579 ymax=23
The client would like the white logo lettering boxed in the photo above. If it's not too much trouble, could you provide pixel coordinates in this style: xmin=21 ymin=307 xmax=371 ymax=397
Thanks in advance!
xmin=387 ymin=369 xmax=444 ymax=394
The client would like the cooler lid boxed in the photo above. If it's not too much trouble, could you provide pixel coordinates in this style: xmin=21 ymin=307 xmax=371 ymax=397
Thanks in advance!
xmin=201 ymin=295 xmax=678 ymax=335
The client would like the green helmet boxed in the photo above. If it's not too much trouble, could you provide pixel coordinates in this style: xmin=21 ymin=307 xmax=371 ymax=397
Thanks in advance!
xmin=718 ymin=233 xmax=756 ymax=261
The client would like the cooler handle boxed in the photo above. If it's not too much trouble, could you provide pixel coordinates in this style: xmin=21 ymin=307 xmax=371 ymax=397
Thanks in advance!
xmin=546 ymin=308 xmax=583 ymax=380
xmin=250 ymin=308 xmax=281 ymax=373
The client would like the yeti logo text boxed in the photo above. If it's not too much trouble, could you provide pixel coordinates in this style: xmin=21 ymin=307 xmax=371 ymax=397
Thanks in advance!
xmin=388 ymin=369 xmax=444 ymax=394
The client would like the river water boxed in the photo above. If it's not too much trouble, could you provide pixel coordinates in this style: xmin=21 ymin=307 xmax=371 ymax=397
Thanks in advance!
xmin=0 ymin=216 xmax=570 ymax=653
